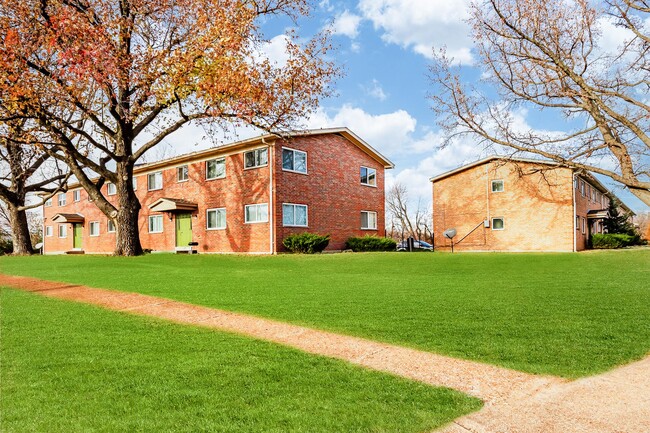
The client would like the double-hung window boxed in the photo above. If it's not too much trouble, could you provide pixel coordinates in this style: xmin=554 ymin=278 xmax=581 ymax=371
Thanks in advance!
xmin=245 ymin=204 xmax=268 ymax=224
xmin=45 ymin=226 xmax=53 ymax=237
xmin=57 ymin=193 xmax=66 ymax=206
xmin=147 ymin=172 xmax=163 ymax=191
xmin=44 ymin=198 xmax=52 ymax=207
xmin=148 ymin=215 xmax=163 ymax=233
xmin=107 ymin=183 xmax=117 ymax=196
xmin=58 ymin=225 xmax=67 ymax=238
xmin=282 ymin=148 xmax=307 ymax=173
xmin=89 ymin=221 xmax=100 ymax=236
xmin=361 ymin=211 xmax=377 ymax=230
xmin=282 ymin=204 xmax=308 ymax=227
xmin=73 ymin=190 xmax=81 ymax=202
xmin=177 ymin=165 xmax=189 ymax=182
xmin=107 ymin=220 xmax=116 ymax=233
xmin=206 ymin=158 xmax=226 ymax=180
xmin=206 ymin=208 xmax=227 ymax=230
xmin=360 ymin=167 xmax=376 ymax=186
xmin=244 ymin=148 xmax=268 ymax=169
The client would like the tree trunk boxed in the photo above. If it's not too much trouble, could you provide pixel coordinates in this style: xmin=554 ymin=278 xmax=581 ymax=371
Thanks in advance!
xmin=8 ymin=203 xmax=34 ymax=255
xmin=114 ymin=185 xmax=143 ymax=256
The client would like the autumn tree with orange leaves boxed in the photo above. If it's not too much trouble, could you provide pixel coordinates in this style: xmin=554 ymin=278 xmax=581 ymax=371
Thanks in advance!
xmin=429 ymin=0 xmax=650 ymax=206
xmin=0 ymin=0 xmax=337 ymax=255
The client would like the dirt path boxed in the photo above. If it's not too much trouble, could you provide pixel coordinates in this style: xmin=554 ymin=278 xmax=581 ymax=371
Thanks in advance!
xmin=2 ymin=274 xmax=648 ymax=432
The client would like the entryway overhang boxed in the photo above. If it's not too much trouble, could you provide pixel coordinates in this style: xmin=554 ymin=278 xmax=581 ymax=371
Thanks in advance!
xmin=149 ymin=198 xmax=198 ymax=213
xmin=587 ymin=209 xmax=608 ymax=219
xmin=51 ymin=213 xmax=85 ymax=223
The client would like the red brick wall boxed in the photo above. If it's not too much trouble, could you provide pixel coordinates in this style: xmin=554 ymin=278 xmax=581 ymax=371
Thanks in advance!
xmin=273 ymin=134 xmax=386 ymax=251
xmin=43 ymin=133 xmax=387 ymax=254
xmin=573 ymin=176 xmax=610 ymax=251
xmin=432 ymin=161 xmax=575 ymax=252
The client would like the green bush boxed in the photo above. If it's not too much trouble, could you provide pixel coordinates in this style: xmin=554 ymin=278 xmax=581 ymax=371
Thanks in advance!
xmin=346 ymin=236 xmax=397 ymax=252
xmin=0 ymin=238 xmax=13 ymax=255
xmin=282 ymin=233 xmax=330 ymax=254
xmin=591 ymin=233 xmax=635 ymax=249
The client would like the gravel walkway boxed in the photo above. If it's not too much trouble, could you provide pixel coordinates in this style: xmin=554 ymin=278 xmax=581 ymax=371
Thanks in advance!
xmin=2 ymin=273 xmax=648 ymax=432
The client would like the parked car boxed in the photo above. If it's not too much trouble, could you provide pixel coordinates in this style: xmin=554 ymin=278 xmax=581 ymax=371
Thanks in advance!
xmin=396 ymin=239 xmax=433 ymax=252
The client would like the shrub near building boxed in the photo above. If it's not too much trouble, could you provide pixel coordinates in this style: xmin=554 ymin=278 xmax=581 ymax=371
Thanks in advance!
xmin=282 ymin=233 xmax=330 ymax=254
xmin=346 ymin=236 xmax=397 ymax=252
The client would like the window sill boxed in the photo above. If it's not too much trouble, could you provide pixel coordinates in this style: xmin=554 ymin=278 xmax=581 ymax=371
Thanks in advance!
xmin=361 ymin=228 xmax=377 ymax=231
xmin=244 ymin=164 xmax=268 ymax=171
xmin=282 ymin=168 xmax=308 ymax=175
xmin=206 ymin=227 xmax=227 ymax=231
xmin=205 ymin=176 xmax=226 ymax=181
xmin=360 ymin=183 xmax=377 ymax=188
xmin=283 ymin=225 xmax=309 ymax=228
xmin=245 ymin=221 xmax=269 ymax=225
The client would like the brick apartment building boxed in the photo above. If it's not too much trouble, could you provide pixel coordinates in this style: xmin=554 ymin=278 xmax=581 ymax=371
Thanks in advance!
xmin=42 ymin=128 xmax=393 ymax=254
xmin=431 ymin=156 xmax=633 ymax=252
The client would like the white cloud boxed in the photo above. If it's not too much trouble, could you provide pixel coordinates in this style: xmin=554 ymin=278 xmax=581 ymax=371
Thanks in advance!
xmin=358 ymin=0 xmax=474 ymax=63
xmin=252 ymin=34 xmax=291 ymax=67
xmin=363 ymin=79 xmax=388 ymax=101
xmin=306 ymin=104 xmax=417 ymax=156
xmin=330 ymin=10 xmax=362 ymax=39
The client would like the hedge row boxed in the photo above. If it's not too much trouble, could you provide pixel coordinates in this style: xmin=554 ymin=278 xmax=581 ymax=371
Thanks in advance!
xmin=591 ymin=233 xmax=639 ymax=249
xmin=282 ymin=233 xmax=330 ymax=254
xmin=345 ymin=235 xmax=396 ymax=252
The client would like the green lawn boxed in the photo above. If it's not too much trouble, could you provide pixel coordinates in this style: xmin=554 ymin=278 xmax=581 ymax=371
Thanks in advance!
xmin=0 ymin=288 xmax=480 ymax=433
xmin=1 ymin=250 xmax=649 ymax=377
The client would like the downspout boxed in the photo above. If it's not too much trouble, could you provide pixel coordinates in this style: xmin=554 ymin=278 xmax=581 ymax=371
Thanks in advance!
xmin=266 ymin=138 xmax=275 ymax=255
xmin=572 ymin=173 xmax=577 ymax=252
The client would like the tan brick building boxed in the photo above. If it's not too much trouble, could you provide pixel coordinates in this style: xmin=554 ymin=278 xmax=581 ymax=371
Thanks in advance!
xmin=43 ymin=128 xmax=393 ymax=254
xmin=431 ymin=157 xmax=632 ymax=252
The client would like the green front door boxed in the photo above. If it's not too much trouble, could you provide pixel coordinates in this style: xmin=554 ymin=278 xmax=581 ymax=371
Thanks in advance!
xmin=73 ymin=224 xmax=82 ymax=249
xmin=175 ymin=213 xmax=193 ymax=247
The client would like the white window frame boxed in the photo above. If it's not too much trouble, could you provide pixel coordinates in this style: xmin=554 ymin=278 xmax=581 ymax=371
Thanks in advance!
xmin=73 ymin=190 xmax=81 ymax=202
xmin=491 ymin=180 xmax=505 ymax=193
xmin=282 ymin=203 xmax=308 ymax=227
xmin=491 ymin=217 xmax=505 ymax=231
xmin=44 ymin=198 xmax=52 ymax=207
xmin=132 ymin=177 xmax=137 ymax=191
xmin=244 ymin=148 xmax=268 ymax=170
xmin=576 ymin=215 xmax=580 ymax=230
xmin=58 ymin=225 xmax=67 ymax=238
xmin=206 ymin=208 xmax=227 ymax=230
xmin=107 ymin=220 xmax=116 ymax=233
xmin=107 ymin=183 xmax=117 ymax=196
xmin=57 ymin=193 xmax=66 ymax=206
xmin=244 ymin=203 xmax=269 ymax=224
xmin=89 ymin=221 xmax=100 ymax=237
xmin=282 ymin=147 xmax=308 ymax=174
xmin=45 ymin=226 xmax=53 ymax=237
xmin=177 ymin=165 xmax=189 ymax=182
xmin=580 ymin=181 xmax=585 ymax=197
xmin=147 ymin=172 xmax=163 ymax=191
xmin=361 ymin=211 xmax=377 ymax=230
xmin=360 ymin=166 xmax=377 ymax=187
xmin=206 ymin=158 xmax=226 ymax=180
xmin=148 ymin=215 xmax=163 ymax=233
xmin=581 ymin=217 xmax=586 ymax=234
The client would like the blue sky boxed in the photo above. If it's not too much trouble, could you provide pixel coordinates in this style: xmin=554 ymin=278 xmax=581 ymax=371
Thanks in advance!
xmin=158 ymin=0 xmax=648 ymax=213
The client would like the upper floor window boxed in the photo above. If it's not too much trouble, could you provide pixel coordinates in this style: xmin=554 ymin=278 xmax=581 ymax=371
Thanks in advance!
xmin=107 ymin=183 xmax=117 ymax=196
xmin=492 ymin=217 xmax=505 ymax=230
xmin=361 ymin=211 xmax=377 ymax=230
xmin=107 ymin=220 xmax=116 ymax=233
xmin=177 ymin=165 xmax=189 ymax=182
xmin=132 ymin=177 xmax=137 ymax=190
xmin=89 ymin=221 xmax=100 ymax=237
xmin=244 ymin=148 xmax=268 ymax=169
xmin=206 ymin=208 xmax=227 ymax=230
xmin=57 ymin=193 xmax=66 ymax=206
xmin=245 ymin=203 xmax=268 ymax=224
xmin=73 ymin=190 xmax=81 ymax=202
xmin=360 ymin=167 xmax=376 ymax=186
xmin=491 ymin=180 xmax=504 ymax=193
xmin=44 ymin=197 xmax=52 ymax=207
xmin=206 ymin=158 xmax=226 ymax=180
xmin=148 ymin=172 xmax=163 ymax=191
xmin=282 ymin=203 xmax=308 ymax=227
xmin=282 ymin=148 xmax=307 ymax=174
xmin=580 ymin=181 xmax=585 ymax=197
